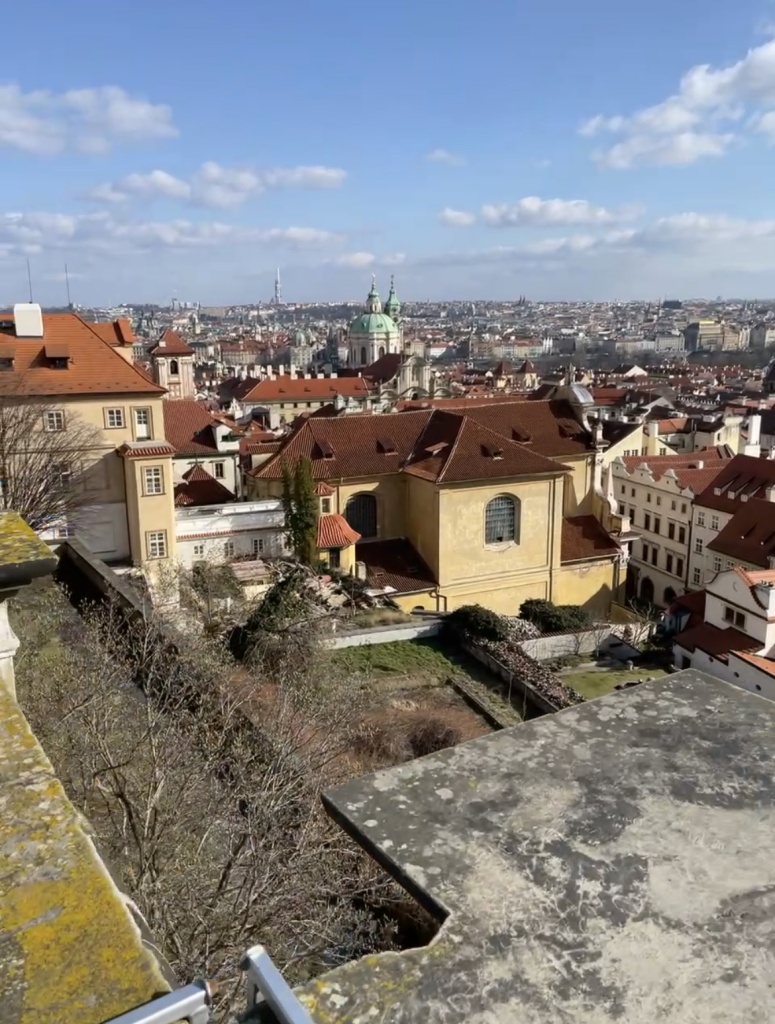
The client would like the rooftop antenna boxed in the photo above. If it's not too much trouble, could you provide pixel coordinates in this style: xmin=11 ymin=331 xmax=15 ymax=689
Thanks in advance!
xmin=26 ymin=258 xmax=33 ymax=303
xmin=64 ymin=263 xmax=73 ymax=309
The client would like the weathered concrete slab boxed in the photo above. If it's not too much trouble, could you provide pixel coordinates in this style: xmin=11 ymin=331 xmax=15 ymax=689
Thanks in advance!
xmin=0 ymin=690 xmax=170 ymax=1024
xmin=296 ymin=670 xmax=775 ymax=1023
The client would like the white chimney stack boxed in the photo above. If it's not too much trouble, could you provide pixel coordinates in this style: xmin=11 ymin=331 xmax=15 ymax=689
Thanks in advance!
xmin=744 ymin=413 xmax=762 ymax=457
xmin=13 ymin=303 xmax=43 ymax=338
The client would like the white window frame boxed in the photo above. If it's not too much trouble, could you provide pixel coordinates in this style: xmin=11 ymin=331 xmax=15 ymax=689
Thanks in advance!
xmin=44 ymin=410 xmax=65 ymax=432
xmin=146 ymin=530 xmax=167 ymax=559
xmin=193 ymin=543 xmax=205 ymax=557
xmin=224 ymin=540 xmax=235 ymax=558
xmin=252 ymin=537 xmax=264 ymax=557
xmin=133 ymin=407 xmax=152 ymax=440
xmin=104 ymin=407 xmax=125 ymax=429
xmin=692 ymin=567 xmax=702 ymax=585
xmin=143 ymin=466 xmax=164 ymax=496
xmin=213 ymin=462 xmax=225 ymax=479
xmin=710 ymin=515 xmax=720 ymax=531
xmin=697 ymin=511 xmax=706 ymax=527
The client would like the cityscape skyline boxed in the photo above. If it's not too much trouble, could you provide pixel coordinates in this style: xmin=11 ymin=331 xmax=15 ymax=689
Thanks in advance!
xmin=3 ymin=1 xmax=775 ymax=304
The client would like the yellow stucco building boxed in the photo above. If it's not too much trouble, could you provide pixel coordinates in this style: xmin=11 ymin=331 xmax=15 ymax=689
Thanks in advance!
xmin=0 ymin=304 xmax=177 ymax=568
xmin=251 ymin=393 xmax=624 ymax=616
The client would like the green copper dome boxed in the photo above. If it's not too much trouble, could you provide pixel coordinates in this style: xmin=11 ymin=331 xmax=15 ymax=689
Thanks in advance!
xmin=349 ymin=311 xmax=399 ymax=335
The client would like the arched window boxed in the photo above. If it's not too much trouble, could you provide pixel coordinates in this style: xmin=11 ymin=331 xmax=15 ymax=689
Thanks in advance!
xmin=378 ymin=346 xmax=386 ymax=358
xmin=170 ymin=358 xmax=179 ymax=376
xmin=484 ymin=495 xmax=519 ymax=545
xmin=345 ymin=493 xmax=377 ymax=539
xmin=360 ymin=346 xmax=367 ymax=365
xmin=664 ymin=586 xmax=677 ymax=606
xmin=640 ymin=577 xmax=655 ymax=605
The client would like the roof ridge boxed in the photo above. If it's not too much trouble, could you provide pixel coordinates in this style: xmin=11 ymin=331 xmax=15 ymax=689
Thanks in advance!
xmin=78 ymin=314 xmax=166 ymax=394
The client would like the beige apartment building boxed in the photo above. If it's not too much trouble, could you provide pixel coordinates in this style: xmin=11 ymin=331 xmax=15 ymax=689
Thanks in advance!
xmin=612 ymin=449 xmax=732 ymax=607
xmin=0 ymin=304 xmax=177 ymax=568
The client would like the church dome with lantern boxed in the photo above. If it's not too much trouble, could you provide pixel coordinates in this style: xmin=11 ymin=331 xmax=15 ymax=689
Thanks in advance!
xmin=348 ymin=277 xmax=401 ymax=367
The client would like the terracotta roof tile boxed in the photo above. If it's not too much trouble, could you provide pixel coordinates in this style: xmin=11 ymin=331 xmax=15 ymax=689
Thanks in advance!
xmin=561 ymin=515 xmax=620 ymax=563
xmin=148 ymin=329 xmax=195 ymax=356
xmin=620 ymin=448 xmax=732 ymax=487
xmin=242 ymin=375 xmax=370 ymax=403
xmin=314 ymin=481 xmax=335 ymax=496
xmin=163 ymin=399 xmax=220 ymax=455
xmin=674 ymin=622 xmax=760 ymax=660
xmin=174 ymin=464 xmax=235 ymax=506
xmin=253 ymin=410 xmax=433 ymax=480
xmin=117 ymin=441 xmax=176 ymax=459
xmin=733 ymin=650 xmax=775 ymax=677
xmin=356 ymin=539 xmax=436 ymax=593
xmin=0 ymin=312 xmax=164 ymax=396
xmin=405 ymin=412 xmax=566 ymax=483
xmin=317 ymin=513 xmax=360 ymax=549
xmin=88 ymin=318 xmax=136 ymax=348
xmin=694 ymin=454 xmax=775 ymax=513
xmin=253 ymin=401 xmax=592 ymax=486
xmin=706 ymin=498 xmax=775 ymax=567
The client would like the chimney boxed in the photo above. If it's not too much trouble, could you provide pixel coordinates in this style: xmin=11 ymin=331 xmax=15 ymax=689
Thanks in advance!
xmin=13 ymin=303 xmax=43 ymax=338
xmin=745 ymin=413 xmax=762 ymax=457
xmin=646 ymin=421 xmax=659 ymax=438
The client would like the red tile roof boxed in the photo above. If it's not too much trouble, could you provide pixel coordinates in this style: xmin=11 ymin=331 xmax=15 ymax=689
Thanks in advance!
xmin=163 ymin=399 xmax=221 ymax=455
xmin=317 ymin=513 xmax=360 ymax=549
xmin=148 ymin=329 xmax=195 ymax=357
xmin=0 ymin=312 xmax=165 ymax=396
xmin=561 ymin=515 xmax=620 ymax=563
xmin=667 ymin=589 xmax=706 ymax=629
xmin=356 ymin=539 xmax=436 ymax=593
xmin=620 ymin=448 xmax=732 ymax=489
xmin=314 ymin=481 xmax=335 ymax=496
xmin=88 ymin=318 xmax=136 ymax=348
xmin=252 ymin=403 xmax=583 ymax=485
xmin=694 ymin=454 xmax=775 ymax=513
xmin=733 ymin=650 xmax=775 ymax=677
xmin=253 ymin=410 xmax=433 ymax=481
xmin=706 ymin=498 xmax=775 ymax=568
xmin=463 ymin=400 xmax=595 ymax=457
xmin=242 ymin=375 xmax=371 ymax=403
xmin=117 ymin=441 xmax=176 ymax=459
xmin=404 ymin=411 xmax=566 ymax=483
xmin=174 ymin=464 xmax=235 ymax=506
xmin=674 ymin=623 xmax=760 ymax=661
xmin=363 ymin=353 xmax=402 ymax=384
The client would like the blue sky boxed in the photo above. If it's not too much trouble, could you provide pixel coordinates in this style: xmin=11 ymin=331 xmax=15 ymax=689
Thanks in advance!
xmin=2 ymin=0 xmax=775 ymax=304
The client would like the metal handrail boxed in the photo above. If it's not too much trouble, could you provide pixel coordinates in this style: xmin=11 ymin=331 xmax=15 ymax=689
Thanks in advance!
xmin=103 ymin=979 xmax=211 ymax=1024
xmin=102 ymin=944 xmax=312 ymax=1024
xmin=242 ymin=945 xmax=314 ymax=1024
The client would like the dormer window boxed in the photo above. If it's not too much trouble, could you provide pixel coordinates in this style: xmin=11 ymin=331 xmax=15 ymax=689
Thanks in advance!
xmin=0 ymin=345 xmax=14 ymax=370
xmin=316 ymin=439 xmax=335 ymax=459
xmin=483 ymin=443 xmax=504 ymax=460
xmin=44 ymin=343 xmax=70 ymax=369
xmin=377 ymin=435 xmax=397 ymax=454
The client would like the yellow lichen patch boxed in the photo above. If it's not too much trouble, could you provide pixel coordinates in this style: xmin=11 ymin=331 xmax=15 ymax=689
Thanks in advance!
xmin=0 ymin=512 xmax=56 ymax=568
xmin=0 ymin=690 xmax=170 ymax=1024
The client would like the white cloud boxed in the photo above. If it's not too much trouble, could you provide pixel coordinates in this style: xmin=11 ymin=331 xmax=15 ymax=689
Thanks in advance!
xmin=0 ymin=210 xmax=343 ymax=257
xmin=481 ymin=196 xmax=625 ymax=227
xmin=334 ymin=251 xmax=406 ymax=269
xmin=0 ymin=83 xmax=176 ymax=155
xmin=580 ymin=37 xmax=775 ymax=167
xmin=335 ymin=251 xmax=376 ymax=268
xmin=86 ymin=160 xmax=348 ymax=207
xmin=426 ymin=147 xmax=465 ymax=165
xmin=438 ymin=207 xmax=476 ymax=227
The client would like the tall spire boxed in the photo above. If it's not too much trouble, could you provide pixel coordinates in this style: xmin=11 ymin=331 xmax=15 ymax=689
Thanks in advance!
xmin=384 ymin=274 xmax=400 ymax=322
xmin=366 ymin=275 xmax=381 ymax=313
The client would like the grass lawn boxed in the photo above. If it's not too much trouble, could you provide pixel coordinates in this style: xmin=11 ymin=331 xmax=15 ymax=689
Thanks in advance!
xmin=330 ymin=638 xmax=463 ymax=682
xmin=560 ymin=664 xmax=671 ymax=700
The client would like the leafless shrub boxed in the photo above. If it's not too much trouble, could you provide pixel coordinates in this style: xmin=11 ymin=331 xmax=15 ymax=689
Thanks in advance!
xmin=407 ymin=720 xmax=462 ymax=758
